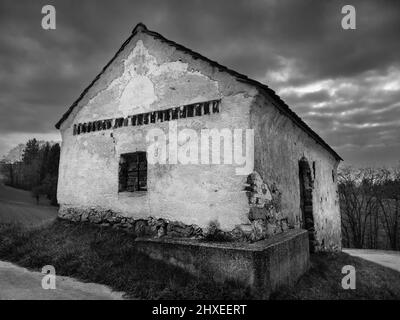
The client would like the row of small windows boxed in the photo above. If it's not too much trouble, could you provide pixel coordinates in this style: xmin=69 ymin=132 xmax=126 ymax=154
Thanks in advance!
xmin=73 ymin=99 xmax=221 ymax=136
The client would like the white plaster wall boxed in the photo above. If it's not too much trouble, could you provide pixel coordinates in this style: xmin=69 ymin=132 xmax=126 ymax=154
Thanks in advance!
xmin=58 ymin=33 xmax=257 ymax=230
xmin=251 ymin=94 xmax=341 ymax=250
xmin=58 ymin=30 xmax=341 ymax=244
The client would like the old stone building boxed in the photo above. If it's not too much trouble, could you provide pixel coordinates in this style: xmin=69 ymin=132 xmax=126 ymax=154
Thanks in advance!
xmin=56 ymin=23 xmax=342 ymax=252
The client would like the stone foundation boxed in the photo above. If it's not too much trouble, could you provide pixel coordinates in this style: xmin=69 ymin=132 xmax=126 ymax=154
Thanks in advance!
xmin=58 ymin=206 xmax=204 ymax=238
xmin=58 ymin=171 xmax=292 ymax=242
xmin=58 ymin=204 xmax=293 ymax=242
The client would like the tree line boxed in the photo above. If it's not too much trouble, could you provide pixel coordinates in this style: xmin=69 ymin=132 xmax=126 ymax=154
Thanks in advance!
xmin=0 ymin=139 xmax=60 ymax=205
xmin=339 ymin=166 xmax=400 ymax=250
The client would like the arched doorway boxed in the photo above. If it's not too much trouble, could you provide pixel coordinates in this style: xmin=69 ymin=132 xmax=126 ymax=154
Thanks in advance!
xmin=299 ymin=157 xmax=316 ymax=252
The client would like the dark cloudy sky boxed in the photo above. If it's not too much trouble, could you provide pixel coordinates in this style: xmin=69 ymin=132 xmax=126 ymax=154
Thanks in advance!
xmin=1 ymin=0 xmax=399 ymax=166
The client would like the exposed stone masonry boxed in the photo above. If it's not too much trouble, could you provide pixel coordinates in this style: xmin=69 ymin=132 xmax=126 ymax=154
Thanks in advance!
xmin=243 ymin=172 xmax=291 ymax=241
xmin=59 ymin=206 xmax=204 ymax=238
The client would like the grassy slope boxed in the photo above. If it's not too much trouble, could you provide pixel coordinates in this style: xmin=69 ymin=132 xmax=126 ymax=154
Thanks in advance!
xmin=0 ymin=220 xmax=253 ymax=299
xmin=271 ymin=251 xmax=400 ymax=300
xmin=0 ymin=180 xmax=50 ymax=205
xmin=0 ymin=220 xmax=399 ymax=300
xmin=0 ymin=183 xmax=57 ymax=226
xmin=0 ymin=202 xmax=57 ymax=226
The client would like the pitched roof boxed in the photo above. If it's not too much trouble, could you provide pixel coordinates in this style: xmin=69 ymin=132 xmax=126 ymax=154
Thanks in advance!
xmin=55 ymin=23 xmax=342 ymax=161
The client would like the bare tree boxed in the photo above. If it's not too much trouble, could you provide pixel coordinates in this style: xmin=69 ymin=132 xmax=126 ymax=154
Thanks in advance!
xmin=375 ymin=167 xmax=400 ymax=250
xmin=338 ymin=167 xmax=380 ymax=248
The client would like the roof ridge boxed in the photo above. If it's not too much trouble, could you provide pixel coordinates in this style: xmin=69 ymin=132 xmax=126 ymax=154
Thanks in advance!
xmin=140 ymin=28 xmax=342 ymax=161
xmin=132 ymin=22 xmax=147 ymax=34
xmin=55 ymin=23 xmax=342 ymax=161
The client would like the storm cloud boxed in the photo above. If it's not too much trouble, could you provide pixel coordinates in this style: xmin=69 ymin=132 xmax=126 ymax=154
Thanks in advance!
xmin=0 ymin=0 xmax=399 ymax=166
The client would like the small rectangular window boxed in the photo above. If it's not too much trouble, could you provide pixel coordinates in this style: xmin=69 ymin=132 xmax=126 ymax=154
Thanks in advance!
xmin=187 ymin=105 xmax=194 ymax=117
xmin=143 ymin=113 xmax=150 ymax=125
xmin=172 ymin=107 xmax=179 ymax=119
xmin=119 ymin=152 xmax=147 ymax=192
xmin=179 ymin=106 xmax=186 ymax=118
xmin=195 ymin=104 xmax=202 ymax=116
xmin=137 ymin=114 xmax=143 ymax=125
xmin=203 ymin=102 xmax=210 ymax=114
xmin=157 ymin=111 xmax=164 ymax=122
xmin=150 ymin=112 xmax=156 ymax=123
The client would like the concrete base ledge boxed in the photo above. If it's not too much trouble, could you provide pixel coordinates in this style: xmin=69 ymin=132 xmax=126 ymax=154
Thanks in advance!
xmin=135 ymin=229 xmax=310 ymax=298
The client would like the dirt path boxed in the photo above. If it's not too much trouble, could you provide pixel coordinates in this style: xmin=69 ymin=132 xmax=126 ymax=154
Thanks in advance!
xmin=0 ymin=180 xmax=125 ymax=299
xmin=343 ymin=249 xmax=400 ymax=273
xmin=0 ymin=261 xmax=124 ymax=300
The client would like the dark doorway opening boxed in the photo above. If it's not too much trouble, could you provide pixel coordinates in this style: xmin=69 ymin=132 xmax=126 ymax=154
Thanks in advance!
xmin=299 ymin=157 xmax=316 ymax=252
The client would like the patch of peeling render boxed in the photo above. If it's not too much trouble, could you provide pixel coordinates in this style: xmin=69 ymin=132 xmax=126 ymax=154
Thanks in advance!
xmin=240 ymin=171 xmax=291 ymax=241
xmin=74 ymin=132 xmax=114 ymax=158
xmin=76 ymin=40 xmax=221 ymax=122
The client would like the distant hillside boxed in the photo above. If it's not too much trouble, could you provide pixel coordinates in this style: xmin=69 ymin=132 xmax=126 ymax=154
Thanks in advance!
xmin=1 ymin=144 xmax=25 ymax=163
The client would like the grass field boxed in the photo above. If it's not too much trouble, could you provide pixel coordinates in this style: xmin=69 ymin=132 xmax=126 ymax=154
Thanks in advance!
xmin=0 ymin=181 xmax=57 ymax=226
xmin=0 ymin=220 xmax=253 ymax=299
xmin=0 ymin=201 xmax=57 ymax=226
xmin=271 ymin=251 xmax=400 ymax=300
xmin=0 ymin=219 xmax=399 ymax=300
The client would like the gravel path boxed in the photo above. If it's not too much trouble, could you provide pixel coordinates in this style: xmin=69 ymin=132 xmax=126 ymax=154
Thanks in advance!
xmin=0 ymin=261 xmax=124 ymax=300
xmin=343 ymin=248 xmax=400 ymax=273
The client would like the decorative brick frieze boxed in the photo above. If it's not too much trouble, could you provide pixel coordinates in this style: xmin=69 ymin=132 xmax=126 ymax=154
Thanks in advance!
xmin=72 ymin=99 xmax=221 ymax=136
